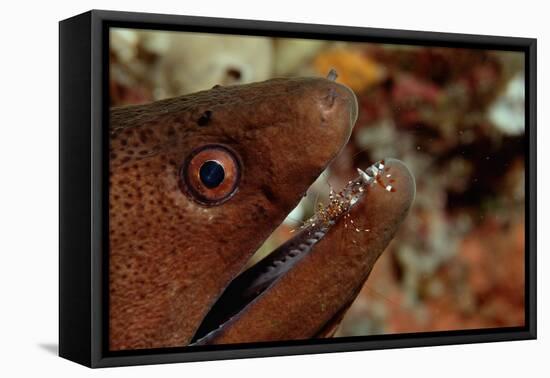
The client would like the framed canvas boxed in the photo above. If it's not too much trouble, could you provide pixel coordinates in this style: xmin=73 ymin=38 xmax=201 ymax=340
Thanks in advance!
xmin=59 ymin=9 xmax=536 ymax=368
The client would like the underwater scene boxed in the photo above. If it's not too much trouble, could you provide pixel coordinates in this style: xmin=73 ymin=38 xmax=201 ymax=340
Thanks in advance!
xmin=109 ymin=28 xmax=525 ymax=350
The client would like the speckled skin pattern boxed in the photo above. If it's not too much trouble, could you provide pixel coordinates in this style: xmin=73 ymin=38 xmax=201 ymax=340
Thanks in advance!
xmin=109 ymin=78 xmax=357 ymax=350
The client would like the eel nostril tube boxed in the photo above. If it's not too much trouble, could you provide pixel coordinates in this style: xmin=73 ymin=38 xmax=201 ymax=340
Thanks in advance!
xmin=327 ymin=68 xmax=338 ymax=81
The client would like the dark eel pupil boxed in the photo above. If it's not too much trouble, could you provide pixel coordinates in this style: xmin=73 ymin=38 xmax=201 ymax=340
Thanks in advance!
xmin=181 ymin=144 xmax=240 ymax=206
xmin=200 ymin=160 xmax=225 ymax=188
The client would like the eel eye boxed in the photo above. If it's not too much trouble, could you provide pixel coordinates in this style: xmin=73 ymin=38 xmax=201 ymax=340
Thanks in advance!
xmin=180 ymin=145 xmax=241 ymax=205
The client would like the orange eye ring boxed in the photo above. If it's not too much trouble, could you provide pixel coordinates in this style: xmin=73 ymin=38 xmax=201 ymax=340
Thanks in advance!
xmin=180 ymin=145 xmax=241 ymax=206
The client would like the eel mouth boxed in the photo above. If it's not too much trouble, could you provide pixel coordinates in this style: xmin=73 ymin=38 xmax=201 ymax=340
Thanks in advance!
xmin=191 ymin=159 xmax=399 ymax=344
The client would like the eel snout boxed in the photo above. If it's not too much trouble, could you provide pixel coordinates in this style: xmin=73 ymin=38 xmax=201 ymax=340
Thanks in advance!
xmin=322 ymin=68 xmax=358 ymax=126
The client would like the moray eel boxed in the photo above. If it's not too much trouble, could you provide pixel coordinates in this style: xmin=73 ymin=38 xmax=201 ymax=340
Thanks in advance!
xmin=109 ymin=73 xmax=415 ymax=351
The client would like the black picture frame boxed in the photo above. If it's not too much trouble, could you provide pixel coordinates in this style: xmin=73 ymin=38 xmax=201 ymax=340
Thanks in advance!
xmin=59 ymin=9 xmax=537 ymax=368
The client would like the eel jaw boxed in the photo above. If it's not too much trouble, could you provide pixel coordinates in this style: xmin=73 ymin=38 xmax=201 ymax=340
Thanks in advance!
xmin=190 ymin=159 xmax=415 ymax=345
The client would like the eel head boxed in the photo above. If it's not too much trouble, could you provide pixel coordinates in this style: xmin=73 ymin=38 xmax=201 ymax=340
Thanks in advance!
xmin=109 ymin=73 xmax=414 ymax=350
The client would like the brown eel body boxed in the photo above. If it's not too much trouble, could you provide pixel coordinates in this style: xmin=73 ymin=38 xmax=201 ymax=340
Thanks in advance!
xmin=109 ymin=76 xmax=415 ymax=350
